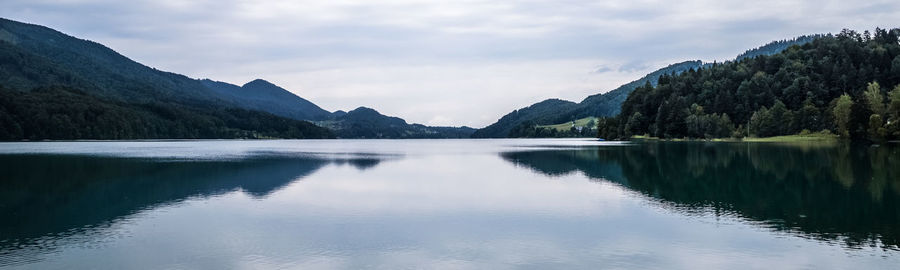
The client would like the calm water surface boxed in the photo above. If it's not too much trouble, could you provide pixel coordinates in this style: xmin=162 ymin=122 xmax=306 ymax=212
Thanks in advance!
xmin=0 ymin=139 xmax=898 ymax=269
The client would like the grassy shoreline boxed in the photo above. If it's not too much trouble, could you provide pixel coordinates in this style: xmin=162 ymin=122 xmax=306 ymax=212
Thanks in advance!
xmin=630 ymin=133 xmax=840 ymax=143
xmin=537 ymin=117 xmax=599 ymax=132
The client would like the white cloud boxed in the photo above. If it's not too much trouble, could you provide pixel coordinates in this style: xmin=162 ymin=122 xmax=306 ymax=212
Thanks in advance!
xmin=2 ymin=0 xmax=899 ymax=126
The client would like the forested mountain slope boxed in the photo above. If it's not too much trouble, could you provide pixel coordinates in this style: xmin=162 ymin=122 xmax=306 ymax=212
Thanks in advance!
xmin=201 ymin=79 xmax=331 ymax=121
xmin=471 ymin=62 xmax=704 ymax=138
xmin=0 ymin=18 xmax=473 ymax=139
xmin=735 ymin=35 xmax=822 ymax=61
xmin=0 ymin=18 xmax=221 ymax=104
xmin=474 ymin=35 xmax=819 ymax=138
xmin=0 ymin=18 xmax=335 ymax=139
xmin=470 ymin=99 xmax=577 ymax=138
xmin=600 ymin=28 xmax=900 ymax=141
xmin=319 ymin=107 xmax=476 ymax=138
xmin=0 ymin=85 xmax=334 ymax=140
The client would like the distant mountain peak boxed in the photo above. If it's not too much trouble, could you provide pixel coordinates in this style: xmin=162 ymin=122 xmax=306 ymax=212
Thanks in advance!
xmin=534 ymin=98 xmax=576 ymax=106
xmin=733 ymin=35 xmax=821 ymax=61
xmin=242 ymin=78 xmax=276 ymax=88
xmin=200 ymin=78 xmax=331 ymax=120
xmin=348 ymin=106 xmax=380 ymax=114
xmin=323 ymin=106 xmax=473 ymax=138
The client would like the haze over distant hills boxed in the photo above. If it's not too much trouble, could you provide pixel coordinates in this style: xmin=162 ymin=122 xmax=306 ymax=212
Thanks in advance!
xmin=0 ymin=18 xmax=473 ymax=139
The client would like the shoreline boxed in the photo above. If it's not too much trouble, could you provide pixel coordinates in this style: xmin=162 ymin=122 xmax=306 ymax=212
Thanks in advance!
xmin=629 ymin=134 xmax=842 ymax=143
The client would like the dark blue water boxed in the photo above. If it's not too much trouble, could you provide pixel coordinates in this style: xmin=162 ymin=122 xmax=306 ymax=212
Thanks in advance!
xmin=0 ymin=139 xmax=897 ymax=269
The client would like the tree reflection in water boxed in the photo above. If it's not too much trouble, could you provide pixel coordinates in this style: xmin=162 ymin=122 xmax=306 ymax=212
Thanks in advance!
xmin=0 ymin=153 xmax=387 ymax=264
xmin=501 ymin=142 xmax=900 ymax=250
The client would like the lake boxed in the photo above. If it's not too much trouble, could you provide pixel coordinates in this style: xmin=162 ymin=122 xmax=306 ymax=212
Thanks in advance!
xmin=0 ymin=139 xmax=898 ymax=269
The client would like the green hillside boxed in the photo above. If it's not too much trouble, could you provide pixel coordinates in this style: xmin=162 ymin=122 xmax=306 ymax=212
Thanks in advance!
xmin=599 ymin=28 xmax=900 ymax=142
xmin=537 ymin=117 xmax=598 ymax=132
xmin=0 ymin=86 xmax=334 ymax=140
xmin=0 ymin=17 xmax=475 ymax=140
xmin=317 ymin=107 xmax=475 ymax=139
xmin=0 ymin=18 xmax=334 ymax=140
xmin=474 ymin=35 xmax=819 ymax=138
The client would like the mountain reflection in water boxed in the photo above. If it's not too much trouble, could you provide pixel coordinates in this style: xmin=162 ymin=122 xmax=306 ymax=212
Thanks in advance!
xmin=1 ymin=140 xmax=898 ymax=269
xmin=0 ymin=154 xmax=387 ymax=266
xmin=501 ymin=142 xmax=900 ymax=250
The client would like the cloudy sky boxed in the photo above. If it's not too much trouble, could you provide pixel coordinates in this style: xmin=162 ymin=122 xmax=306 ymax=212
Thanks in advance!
xmin=3 ymin=1 xmax=898 ymax=127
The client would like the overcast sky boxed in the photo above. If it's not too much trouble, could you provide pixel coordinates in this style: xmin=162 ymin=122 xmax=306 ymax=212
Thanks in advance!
xmin=3 ymin=0 xmax=898 ymax=127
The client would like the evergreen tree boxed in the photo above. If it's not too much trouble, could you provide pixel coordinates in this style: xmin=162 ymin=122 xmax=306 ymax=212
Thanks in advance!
xmin=796 ymin=99 xmax=822 ymax=131
xmin=624 ymin=112 xmax=645 ymax=137
xmin=768 ymin=100 xmax=792 ymax=135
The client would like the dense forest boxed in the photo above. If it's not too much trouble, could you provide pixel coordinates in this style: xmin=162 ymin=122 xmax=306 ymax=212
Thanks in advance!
xmin=599 ymin=28 xmax=900 ymax=142
xmin=0 ymin=86 xmax=334 ymax=140
xmin=734 ymin=35 xmax=822 ymax=61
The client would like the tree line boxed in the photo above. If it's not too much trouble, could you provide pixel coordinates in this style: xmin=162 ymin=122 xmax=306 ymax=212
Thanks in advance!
xmin=508 ymin=120 xmax=598 ymax=138
xmin=0 ymin=86 xmax=334 ymax=140
xmin=598 ymin=28 xmax=900 ymax=142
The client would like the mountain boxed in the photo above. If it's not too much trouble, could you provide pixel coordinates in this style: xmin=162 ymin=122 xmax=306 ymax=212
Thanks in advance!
xmin=473 ymin=35 xmax=820 ymax=138
xmin=0 ymin=17 xmax=474 ymax=140
xmin=602 ymin=28 xmax=900 ymax=141
xmin=470 ymin=99 xmax=577 ymax=138
xmin=472 ymin=61 xmax=704 ymax=138
xmin=0 ymin=18 xmax=222 ymax=105
xmin=0 ymin=17 xmax=337 ymax=119
xmin=569 ymin=61 xmax=706 ymax=118
xmin=0 ymin=17 xmax=333 ymax=139
xmin=0 ymin=84 xmax=335 ymax=139
xmin=734 ymin=35 xmax=822 ymax=61
xmin=199 ymin=79 xmax=475 ymax=138
xmin=319 ymin=107 xmax=476 ymax=138
xmin=200 ymin=79 xmax=331 ymax=121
